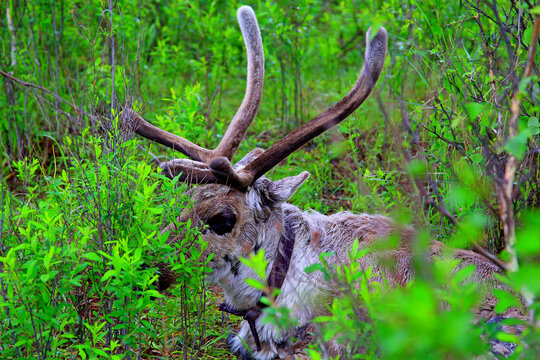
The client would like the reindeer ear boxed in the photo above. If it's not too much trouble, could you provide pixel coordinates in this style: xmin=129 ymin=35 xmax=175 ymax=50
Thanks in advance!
xmin=257 ymin=171 xmax=310 ymax=207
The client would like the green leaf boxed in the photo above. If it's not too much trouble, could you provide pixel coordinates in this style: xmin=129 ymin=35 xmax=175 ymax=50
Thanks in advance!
xmin=407 ymin=159 xmax=427 ymax=178
xmin=470 ymin=152 xmax=483 ymax=164
xmin=313 ymin=315 xmax=333 ymax=323
xmin=40 ymin=273 xmax=51 ymax=283
xmin=509 ymin=263 xmax=540 ymax=295
xmin=320 ymin=251 xmax=335 ymax=259
xmin=465 ymin=102 xmax=485 ymax=121
xmin=495 ymin=332 xmax=520 ymax=344
xmin=528 ymin=117 xmax=540 ymax=135
xmin=93 ymin=349 xmax=110 ymax=357
xmin=523 ymin=28 xmax=533 ymax=46
xmin=504 ymin=130 xmax=530 ymax=160
xmin=101 ymin=269 xmax=117 ymax=282
xmin=446 ymin=184 xmax=476 ymax=212
xmin=516 ymin=211 xmax=540 ymax=255
xmin=329 ymin=140 xmax=350 ymax=158
xmin=322 ymin=323 xmax=340 ymax=342
xmin=245 ymin=277 xmax=264 ymax=290
xmin=453 ymin=264 xmax=476 ymax=284
xmin=493 ymin=289 xmax=521 ymax=313
xmin=304 ymin=263 xmax=324 ymax=273
xmin=82 ymin=252 xmax=102 ymax=262
xmin=78 ymin=348 xmax=88 ymax=360
xmin=531 ymin=6 xmax=540 ymax=15
xmin=239 ymin=249 xmax=268 ymax=280
xmin=145 ymin=290 xmax=163 ymax=299
xmin=307 ymin=349 xmax=322 ymax=360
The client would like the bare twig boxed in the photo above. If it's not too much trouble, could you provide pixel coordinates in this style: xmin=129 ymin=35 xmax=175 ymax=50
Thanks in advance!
xmin=6 ymin=6 xmax=17 ymax=69
xmin=500 ymin=14 xmax=540 ymax=273
xmin=490 ymin=0 xmax=520 ymax=90
xmin=375 ymin=92 xmax=390 ymax=158
xmin=474 ymin=13 xmax=505 ymax=136
xmin=0 ymin=70 xmax=94 ymax=119
xmin=4 ymin=6 xmax=22 ymax=159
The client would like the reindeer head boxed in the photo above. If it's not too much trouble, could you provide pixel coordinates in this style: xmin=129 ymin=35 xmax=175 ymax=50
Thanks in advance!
xmin=124 ymin=6 xmax=387 ymax=287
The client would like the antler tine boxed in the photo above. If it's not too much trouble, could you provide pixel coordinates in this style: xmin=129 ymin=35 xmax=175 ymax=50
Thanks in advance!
xmin=234 ymin=27 xmax=388 ymax=185
xmin=125 ymin=109 xmax=212 ymax=163
xmin=160 ymin=158 xmax=248 ymax=188
xmin=214 ymin=5 xmax=265 ymax=160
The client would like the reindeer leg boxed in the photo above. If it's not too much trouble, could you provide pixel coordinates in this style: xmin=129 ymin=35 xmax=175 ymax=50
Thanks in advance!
xmin=226 ymin=319 xmax=280 ymax=360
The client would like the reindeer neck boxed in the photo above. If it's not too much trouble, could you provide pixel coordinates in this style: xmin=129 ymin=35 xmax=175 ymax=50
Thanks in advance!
xmin=217 ymin=203 xmax=301 ymax=310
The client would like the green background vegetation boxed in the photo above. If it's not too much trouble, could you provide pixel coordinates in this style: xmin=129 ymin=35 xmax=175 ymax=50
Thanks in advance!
xmin=1 ymin=0 xmax=539 ymax=359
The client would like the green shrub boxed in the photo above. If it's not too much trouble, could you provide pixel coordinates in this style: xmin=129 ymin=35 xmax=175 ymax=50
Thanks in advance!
xmin=0 ymin=128 xmax=210 ymax=359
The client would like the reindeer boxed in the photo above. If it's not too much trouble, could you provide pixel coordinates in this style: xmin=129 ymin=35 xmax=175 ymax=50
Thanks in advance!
xmin=123 ymin=6 xmax=523 ymax=359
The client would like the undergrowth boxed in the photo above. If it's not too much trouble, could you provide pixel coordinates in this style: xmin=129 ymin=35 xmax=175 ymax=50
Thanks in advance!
xmin=1 ymin=0 xmax=539 ymax=359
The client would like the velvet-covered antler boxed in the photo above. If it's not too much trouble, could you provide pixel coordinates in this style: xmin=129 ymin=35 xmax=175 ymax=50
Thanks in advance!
xmin=126 ymin=6 xmax=387 ymax=189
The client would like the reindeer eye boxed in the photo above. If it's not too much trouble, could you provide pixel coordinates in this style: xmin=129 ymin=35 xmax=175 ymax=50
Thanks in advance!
xmin=206 ymin=209 xmax=237 ymax=235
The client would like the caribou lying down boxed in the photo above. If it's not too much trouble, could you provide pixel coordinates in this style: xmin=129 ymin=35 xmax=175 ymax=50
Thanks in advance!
xmin=124 ymin=6 xmax=523 ymax=359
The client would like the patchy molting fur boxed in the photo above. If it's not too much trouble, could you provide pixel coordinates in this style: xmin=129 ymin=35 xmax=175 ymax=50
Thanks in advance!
xmin=157 ymin=167 xmax=522 ymax=360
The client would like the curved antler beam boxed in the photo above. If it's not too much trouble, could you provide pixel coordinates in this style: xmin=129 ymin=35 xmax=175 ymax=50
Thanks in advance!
xmin=214 ymin=5 xmax=265 ymax=160
xmin=160 ymin=158 xmax=254 ymax=188
xmin=160 ymin=159 xmax=220 ymax=184
xmin=237 ymin=27 xmax=388 ymax=185
xmin=125 ymin=109 xmax=211 ymax=162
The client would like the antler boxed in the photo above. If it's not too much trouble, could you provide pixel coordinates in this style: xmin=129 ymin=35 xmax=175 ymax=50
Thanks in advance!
xmin=208 ymin=26 xmax=388 ymax=188
xmin=125 ymin=5 xmax=264 ymax=177
xmin=126 ymin=7 xmax=388 ymax=189
xmin=237 ymin=27 xmax=388 ymax=184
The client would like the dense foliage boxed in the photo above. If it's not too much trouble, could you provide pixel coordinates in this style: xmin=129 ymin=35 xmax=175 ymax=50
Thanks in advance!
xmin=1 ymin=0 xmax=539 ymax=359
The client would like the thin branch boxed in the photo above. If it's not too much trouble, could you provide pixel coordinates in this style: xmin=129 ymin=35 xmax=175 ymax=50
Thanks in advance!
xmin=500 ymin=14 xmax=540 ymax=273
xmin=0 ymin=70 xmax=94 ymax=119
xmin=6 ymin=6 xmax=17 ymax=69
